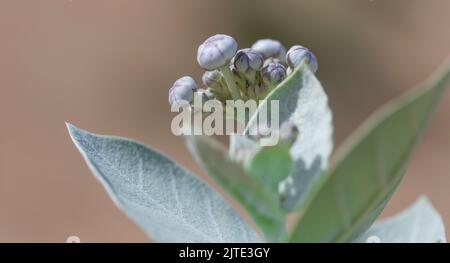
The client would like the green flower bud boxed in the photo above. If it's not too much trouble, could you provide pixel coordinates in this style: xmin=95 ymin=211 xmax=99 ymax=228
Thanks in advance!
xmin=168 ymin=76 xmax=197 ymax=106
xmin=286 ymin=45 xmax=318 ymax=72
xmin=251 ymin=39 xmax=286 ymax=61
xmin=197 ymin=34 xmax=238 ymax=70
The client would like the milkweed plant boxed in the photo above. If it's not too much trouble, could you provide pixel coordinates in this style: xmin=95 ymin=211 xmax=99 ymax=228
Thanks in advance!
xmin=67 ymin=34 xmax=450 ymax=243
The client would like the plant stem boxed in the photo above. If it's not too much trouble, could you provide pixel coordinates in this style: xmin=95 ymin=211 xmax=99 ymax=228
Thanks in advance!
xmin=220 ymin=66 xmax=241 ymax=100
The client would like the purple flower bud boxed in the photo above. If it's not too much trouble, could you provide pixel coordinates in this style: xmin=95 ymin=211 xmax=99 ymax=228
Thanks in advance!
xmin=232 ymin=48 xmax=263 ymax=75
xmin=286 ymin=45 xmax=318 ymax=72
xmin=197 ymin=34 xmax=238 ymax=70
xmin=263 ymin=57 xmax=281 ymax=67
xmin=168 ymin=76 xmax=197 ymax=106
xmin=251 ymin=39 xmax=286 ymax=60
xmin=261 ymin=61 xmax=287 ymax=86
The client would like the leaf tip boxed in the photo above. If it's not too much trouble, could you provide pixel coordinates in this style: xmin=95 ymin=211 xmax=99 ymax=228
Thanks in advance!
xmin=65 ymin=121 xmax=77 ymax=138
xmin=415 ymin=195 xmax=438 ymax=214
xmin=65 ymin=121 xmax=76 ymax=134
xmin=65 ymin=122 xmax=91 ymax=152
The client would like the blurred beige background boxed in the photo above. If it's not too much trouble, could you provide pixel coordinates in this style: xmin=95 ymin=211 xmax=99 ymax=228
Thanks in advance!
xmin=0 ymin=0 xmax=449 ymax=242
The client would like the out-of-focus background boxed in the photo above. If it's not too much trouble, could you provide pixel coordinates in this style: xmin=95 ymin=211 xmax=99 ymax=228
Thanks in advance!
xmin=0 ymin=0 xmax=449 ymax=242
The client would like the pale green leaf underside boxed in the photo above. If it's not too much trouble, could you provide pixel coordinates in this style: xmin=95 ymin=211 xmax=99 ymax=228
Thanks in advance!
xmin=289 ymin=60 xmax=450 ymax=242
xmin=241 ymin=63 xmax=333 ymax=211
xmin=355 ymin=196 xmax=446 ymax=243
xmin=67 ymin=123 xmax=260 ymax=243
xmin=185 ymin=135 xmax=285 ymax=241
xmin=246 ymin=142 xmax=293 ymax=197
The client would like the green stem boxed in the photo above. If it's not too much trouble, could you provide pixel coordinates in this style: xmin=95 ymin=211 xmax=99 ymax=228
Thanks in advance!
xmin=220 ymin=66 xmax=241 ymax=100
xmin=219 ymin=78 xmax=232 ymax=100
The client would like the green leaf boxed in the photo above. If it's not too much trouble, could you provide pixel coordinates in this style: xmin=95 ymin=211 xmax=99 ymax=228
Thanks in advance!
xmin=239 ymin=63 xmax=334 ymax=211
xmin=186 ymin=135 xmax=286 ymax=241
xmin=289 ymin=59 xmax=450 ymax=243
xmin=245 ymin=142 xmax=293 ymax=196
xmin=67 ymin=123 xmax=261 ymax=243
xmin=354 ymin=196 xmax=446 ymax=243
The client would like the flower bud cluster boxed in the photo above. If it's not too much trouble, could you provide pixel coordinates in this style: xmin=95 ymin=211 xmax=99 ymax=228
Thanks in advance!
xmin=169 ymin=34 xmax=318 ymax=108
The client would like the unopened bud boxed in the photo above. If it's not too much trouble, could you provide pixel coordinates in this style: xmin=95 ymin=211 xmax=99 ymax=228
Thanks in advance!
xmin=261 ymin=61 xmax=287 ymax=86
xmin=202 ymin=70 xmax=223 ymax=89
xmin=251 ymin=39 xmax=286 ymax=61
xmin=168 ymin=76 xmax=197 ymax=106
xmin=197 ymin=34 xmax=238 ymax=70
xmin=232 ymin=48 xmax=263 ymax=76
xmin=286 ymin=45 xmax=318 ymax=72
xmin=263 ymin=57 xmax=281 ymax=67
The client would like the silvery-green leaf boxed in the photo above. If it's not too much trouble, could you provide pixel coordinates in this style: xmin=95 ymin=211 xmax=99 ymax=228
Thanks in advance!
xmin=289 ymin=59 xmax=450 ymax=243
xmin=186 ymin=135 xmax=286 ymax=241
xmin=67 ymin=123 xmax=261 ymax=243
xmin=355 ymin=197 xmax=446 ymax=243
xmin=242 ymin=63 xmax=333 ymax=211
